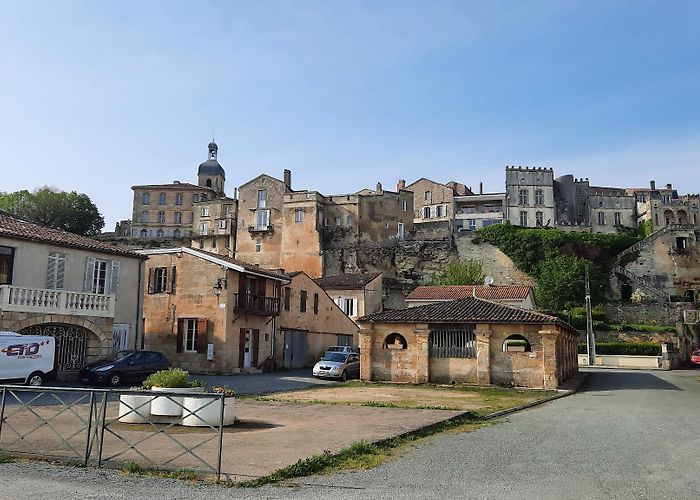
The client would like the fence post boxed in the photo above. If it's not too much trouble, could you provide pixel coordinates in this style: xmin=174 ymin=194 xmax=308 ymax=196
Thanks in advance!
xmin=216 ymin=393 xmax=225 ymax=482
xmin=0 ymin=387 xmax=6 ymax=440
xmin=96 ymin=391 xmax=108 ymax=468
xmin=84 ymin=390 xmax=96 ymax=465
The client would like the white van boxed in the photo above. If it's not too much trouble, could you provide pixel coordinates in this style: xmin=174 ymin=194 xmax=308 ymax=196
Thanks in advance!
xmin=0 ymin=332 xmax=56 ymax=386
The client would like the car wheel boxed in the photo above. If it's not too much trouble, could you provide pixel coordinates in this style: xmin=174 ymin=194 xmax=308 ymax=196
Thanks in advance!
xmin=27 ymin=372 xmax=44 ymax=387
xmin=340 ymin=371 xmax=348 ymax=382
xmin=109 ymin=372 xmax=123 ymax=387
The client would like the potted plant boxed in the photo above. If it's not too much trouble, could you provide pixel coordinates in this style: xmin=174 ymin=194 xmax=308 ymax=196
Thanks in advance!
xmin=118 ymin=387 xmax=154 ymax=424
xmin=181 ymin=385 xmax=236 ymax=427
xmin=144 ymin=368 xmax=206 ymax=417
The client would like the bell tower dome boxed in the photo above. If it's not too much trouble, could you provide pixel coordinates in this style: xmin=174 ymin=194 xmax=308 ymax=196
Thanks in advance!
xmin=197 ymin=140 xmax=225 ymax=195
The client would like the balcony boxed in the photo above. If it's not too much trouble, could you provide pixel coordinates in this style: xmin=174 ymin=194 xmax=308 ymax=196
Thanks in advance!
xmin=248 ymin=224 xmax=274 ymax=233
xmin=0 ymin=285 xmax=115 ymax=318
xmin=234 ymin=292 xmax=280 ymax=316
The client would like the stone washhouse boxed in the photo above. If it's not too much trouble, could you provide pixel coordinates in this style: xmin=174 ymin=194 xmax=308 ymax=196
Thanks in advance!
xmin=357 ymin=298 xmax=579 ymax=389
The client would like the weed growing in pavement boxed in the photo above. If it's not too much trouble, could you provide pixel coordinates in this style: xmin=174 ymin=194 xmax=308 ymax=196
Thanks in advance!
xmin=0 ymin=454 xmax=15 ymax=464
xmin=124 ymin=461 xmax=143 ymax=474
xmin=122 ymin=462 xmax=203 ymax=482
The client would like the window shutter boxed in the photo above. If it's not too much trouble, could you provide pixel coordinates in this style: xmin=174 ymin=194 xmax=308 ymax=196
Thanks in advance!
xmin=46 ymin=254 xmax=57 ymax=289
xmin=196 ymin=319 xmax=208 ymax=354
xmin=166 ymin=266 xmax=176 ymax=294
xmin=84 ymin=257 xmax=96 ymax=292
xmin=56 ymin=255 xmax=65 ymax=290
xmin=109 ymin=261 xmax=120 ymax=295
xmin=176 ymin=319 xmax=184 ymax=353
xmin=252 ymin=330 xmax=259 ymax=367
xmin=147 ymin=268 xmax=156 ymax=294
xmin=239 ymin=329 xmax=246 ymax=367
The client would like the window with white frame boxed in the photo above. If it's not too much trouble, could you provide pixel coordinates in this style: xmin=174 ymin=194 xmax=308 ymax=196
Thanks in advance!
xmin=467 ymin=219 xmax=477 ymax=230
xmin=535 ymin=211 xmax=543 ymax=226
xmin=201 ymin=207 xmax=209 ymax=217
xmin=218 ymin=219 xmax=227 ymax=229
xmin=424 ymin=191 xmax=432 ymax=202
xmin=159 ymin=192 xmax=166 ymax=205
xmin=183 ymin=319 xmax=198 ymax=352
xmin=295 ymin=209 xmax=304 ymax=223
xmin=614 ymin=212 xmax=622 ymax=226
xmin=156 ymin=229 xmax=164 ymax=238
xmin=142 ymin=192 xmax=150 ymax=205
xmin=346 ymin=215 xmax=352 ymax=225
xmin=46 ymin=252 xmax=66 ymax=290
xmin=255 ymin=209 xmax=269 ymax=230
xmin=157 ymin=211 xmax=165 ymax=224
xmin=175 ymin=193 xmax=183 ymax=206
xmin=257 ymin=189 xmax=267 ymax=208
xmin=598 ymin=212 xmax=606 ymax=225
xmin=173 ymin=229 xmax=181 ymax=237
xmin=141 ymin=211 xmax=149 ymax=223
xmin=335 ymin=297 xmax=357 ymax=317
xmin=153 ymin=267 xmax=168 ymax=293
xmin=397 ymin=222 xmax=405 ymax=240
xmin=423 ymin=206 xmax=431 ymax=219
xmin=255 ymin=239 xmax=262 ymax=252
xmin=89 ymin=259 xmax=108 ymax=294
xmin=174 ymin=212 xmax=182 ymax=224
xmin=192 ymin=193 xmax=199 ymax=203
xmin=199 ymin=223 xmax=208 ymax=235
xmin=436 ymin=205 xmax=445 ymax=217
xmin=335 ymin=217 xmax=342 ymax=225
xmin=402 ymin=200 xmax=408 ymax=212
xmin=519 ymin=211 xmax=528 ymax=227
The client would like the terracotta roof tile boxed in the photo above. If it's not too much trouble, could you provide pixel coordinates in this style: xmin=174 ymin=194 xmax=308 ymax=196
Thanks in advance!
xmin=406 ymin=285 xmax=533 ymax=301
xmin=0 ymin=211 xmax=144 ymax=258
xmin=314 ymin=272 xmax=382 ymax=290
xmin=358 ymin=298 xmax=573 ymax=331
xmin=192 ymin=249 xmax=290 ymax=281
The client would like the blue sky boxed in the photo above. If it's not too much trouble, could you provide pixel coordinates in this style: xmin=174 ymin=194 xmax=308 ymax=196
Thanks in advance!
xmin=1 ymin=0 xmax=699 ymax=229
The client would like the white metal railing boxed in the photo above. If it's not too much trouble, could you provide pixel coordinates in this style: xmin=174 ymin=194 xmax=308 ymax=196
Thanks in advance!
xmin=0 ymin=285 xmax=115 ymax=318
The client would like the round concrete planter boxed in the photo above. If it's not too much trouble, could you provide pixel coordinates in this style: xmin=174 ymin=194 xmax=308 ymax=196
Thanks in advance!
xmin=181 ymin=396 xmax=235 ymax=427
xmin=118 ymin=394 xmax=154 ymax=423
xmin=150 ymin=386 xmax=205 ymax=417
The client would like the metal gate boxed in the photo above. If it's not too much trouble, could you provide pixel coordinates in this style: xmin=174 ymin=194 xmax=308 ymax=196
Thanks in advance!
xmin=21 ymin=324 xmax=88 ymax=380
xmin=283 ymin=330 xmax=308 ymax=368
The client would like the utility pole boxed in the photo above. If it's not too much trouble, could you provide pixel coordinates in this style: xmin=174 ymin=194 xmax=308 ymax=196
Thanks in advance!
xmin=585 ymin=266 xmax=596 ymax=366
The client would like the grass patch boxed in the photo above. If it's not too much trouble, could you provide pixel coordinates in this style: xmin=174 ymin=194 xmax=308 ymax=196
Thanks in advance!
xmin=0 ymin=454 xmax=15 ymax=464
xmin=237 ymin=415 xmax=489 ymax=488
xmin=122 ymin=461 xmax=203 ymax=482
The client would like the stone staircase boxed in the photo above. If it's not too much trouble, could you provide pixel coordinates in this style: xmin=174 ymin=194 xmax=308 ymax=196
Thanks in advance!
xmin=615 ymin=223 xmax=695 ymax=265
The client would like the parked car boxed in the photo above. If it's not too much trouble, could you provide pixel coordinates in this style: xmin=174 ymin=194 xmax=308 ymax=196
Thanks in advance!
xmin=690 ymin=350 xmax=700 ymax=366
xmin=324 ymin=345 xmax=359 ymax=355
xmin=0 ymin=332 xmax=56 ymax=386
xmin=79 ymin=350 xmax=170 ymax=387
xmin=313 ymin=352 xmax=360 ymax=381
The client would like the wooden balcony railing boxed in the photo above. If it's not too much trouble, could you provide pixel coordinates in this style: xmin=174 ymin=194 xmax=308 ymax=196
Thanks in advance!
xmin=234 ymin=292 xmax=280 ymax=316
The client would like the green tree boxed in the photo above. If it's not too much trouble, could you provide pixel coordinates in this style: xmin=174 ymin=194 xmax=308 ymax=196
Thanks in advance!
xmin=535 ymin=255 xmax=606 ymax=311
xmin=0 ymin=187 xmax=104 ymax=236
xmin=431 ymin=259 xmax=485 ymax=285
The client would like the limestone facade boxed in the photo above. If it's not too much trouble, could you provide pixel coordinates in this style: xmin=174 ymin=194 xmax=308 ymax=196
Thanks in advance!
xmin=405 ymin=178 xmax=472 ymax=225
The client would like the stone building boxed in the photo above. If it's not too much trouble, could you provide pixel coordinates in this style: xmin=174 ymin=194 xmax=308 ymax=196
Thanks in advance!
xmin=357 ymin=298 xmax=579 ymax=389
xmin=277 ymin=271 xmax=359 ymax=368
xmin=313 ymin=272 xmax=383 ymax=321
xmin=453 ymin=190 xmax=506 ymax=232
xmin=505 ymin=167 xmax=557 ymax=228
xmin=0 ymin=212 xmax=145 ymax=380
xmin=405 ymin=284 xmax=536 ymax=309
xmin=235 ymin=170 xmax=413 ymax=278
xmin=139 ymin=247 xmax=289 ymax=374
xmin=627 ymin=181 xmax=700 ymax=231
xmin=130 ymin=141 xmax=237 ymax=244
xmin=405 ymin=178 xmax=472 ymax=225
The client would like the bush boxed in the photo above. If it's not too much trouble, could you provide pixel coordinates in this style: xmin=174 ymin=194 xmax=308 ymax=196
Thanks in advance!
xmin=431 ymin=259 xmax=485 ymax=285
xmin=143 ymin=368 xmax=195 ymax=389
xmin=535 ymin=256 xmax=607 ymax=311
xmin=577 ymin=342 xmax=662 ymax=356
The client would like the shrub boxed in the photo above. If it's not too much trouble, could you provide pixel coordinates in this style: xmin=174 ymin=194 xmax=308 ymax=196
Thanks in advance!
xmin=535 ymin=256 xmax=607 ymax=311
xmin=431 ymin=259 xmax=485 ymax=285
xmin=143 ymin=368 xmax=193 ymax=389
xmin=577 ymin=342 xmax=662 ymax=356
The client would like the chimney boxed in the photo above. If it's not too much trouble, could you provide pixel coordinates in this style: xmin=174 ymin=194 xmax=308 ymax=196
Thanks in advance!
xmin=233 ymin=187 xmax=238 ymax=199
xmin=376 ymin=181 xmax=383 ymax=194
xmin=173 ymin=180 xmax=180 ymax=184
xmin=283 ymin=169 xmax=292 ymax=191
xmin=397 ymin=179 xmax=406 ymax=191
xmin=650 ymin=180 xmax=656 ymax=190
xmin=666 ymin=183 xmax=672 ymax=190
xmin=479 ymin=181 xmax=483 ymax=195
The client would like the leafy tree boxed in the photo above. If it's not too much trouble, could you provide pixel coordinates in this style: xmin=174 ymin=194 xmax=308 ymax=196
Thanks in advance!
xmin=431 ymin=259 xmax=485 ymax=285
xmin=0 ymin=187 xmax=104 ymax=236
xmin=535 ymin=255 xmax=606 ymax=311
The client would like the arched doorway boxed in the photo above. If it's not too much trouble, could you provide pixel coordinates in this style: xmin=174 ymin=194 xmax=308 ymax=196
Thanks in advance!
xmin=20 ymin=324 xmax=92 ymax=380
xmin=677 ymin=209 xmax=688 ymax=224
xmin=664 ymin=209 xmax=675 ymax=226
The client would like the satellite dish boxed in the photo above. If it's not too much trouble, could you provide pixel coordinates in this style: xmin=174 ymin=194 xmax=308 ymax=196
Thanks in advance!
xmin=484 ymin=276 xmax=494 ymax=286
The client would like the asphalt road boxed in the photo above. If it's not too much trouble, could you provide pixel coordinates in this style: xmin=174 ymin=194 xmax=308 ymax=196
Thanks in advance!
xmin=2 ymin=368 xmax=700 ymax=499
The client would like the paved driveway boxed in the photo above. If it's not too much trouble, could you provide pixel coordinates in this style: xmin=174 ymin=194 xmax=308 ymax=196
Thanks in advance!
xmin=3 ymin=368 xmax=700 ymax=499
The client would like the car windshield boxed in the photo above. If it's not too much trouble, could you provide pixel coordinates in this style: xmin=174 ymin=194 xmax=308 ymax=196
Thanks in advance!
xmin=323 ymin=353 xmax=348 ymax=363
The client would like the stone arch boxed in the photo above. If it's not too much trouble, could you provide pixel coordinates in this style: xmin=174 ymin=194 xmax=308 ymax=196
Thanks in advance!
xmin=502 ymin=334 xmax=532 ymax=352
xmin=383 ymin=332 xmax=408 ymax=350
xmin=663 ymin=209 xmax=675 ymax=225
xmin=677 ymin=209 xmax=688 ymax=224
xmin=10 ymin=315 xmax=109 ymax=346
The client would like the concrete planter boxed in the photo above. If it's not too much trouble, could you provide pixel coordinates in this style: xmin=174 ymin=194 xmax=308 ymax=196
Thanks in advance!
xmin=181 ymin=395 xmax=235 ymax=427
xmin=150 ymin=386 xmax=205 ymax=416
xmin=118 ymin=394 xmax=154 ymax=423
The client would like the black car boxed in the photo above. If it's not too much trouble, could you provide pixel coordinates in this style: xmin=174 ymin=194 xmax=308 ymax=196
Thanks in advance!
xmin=79 ymin=350 xmax=170 ymax=387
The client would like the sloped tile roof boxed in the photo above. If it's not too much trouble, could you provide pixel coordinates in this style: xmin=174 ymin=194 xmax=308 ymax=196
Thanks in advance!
xmin=0 ymin=211 xmax=144 ymax=258
xmin=314 ymin=272 xmax=382 ymax=290
xmin=358 ymin=298 xmax=572 ymax=330
xmin=189 ymin=249 xmax=290 ymax=281
xmin=406 ymin=285 xmax=533 ymax=301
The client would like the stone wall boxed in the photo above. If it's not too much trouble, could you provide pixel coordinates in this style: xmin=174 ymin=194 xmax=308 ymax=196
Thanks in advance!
xmin=454 ymin=235 xmax=536 ymax=286
xmin=602 ymin=302 xmax=695 ymax=325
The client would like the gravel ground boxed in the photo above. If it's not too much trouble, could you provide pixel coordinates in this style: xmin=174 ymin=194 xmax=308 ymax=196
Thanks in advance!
xmin=3 ymin=368 xmax=700 ymax=500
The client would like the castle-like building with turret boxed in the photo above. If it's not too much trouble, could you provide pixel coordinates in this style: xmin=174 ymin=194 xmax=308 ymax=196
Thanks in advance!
xmin=130 ymin=141 xmax=237 ymax=251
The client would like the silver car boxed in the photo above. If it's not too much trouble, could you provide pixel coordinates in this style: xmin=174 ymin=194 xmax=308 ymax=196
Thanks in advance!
xmin=313 ymin=352 xmax=360 ymax=381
